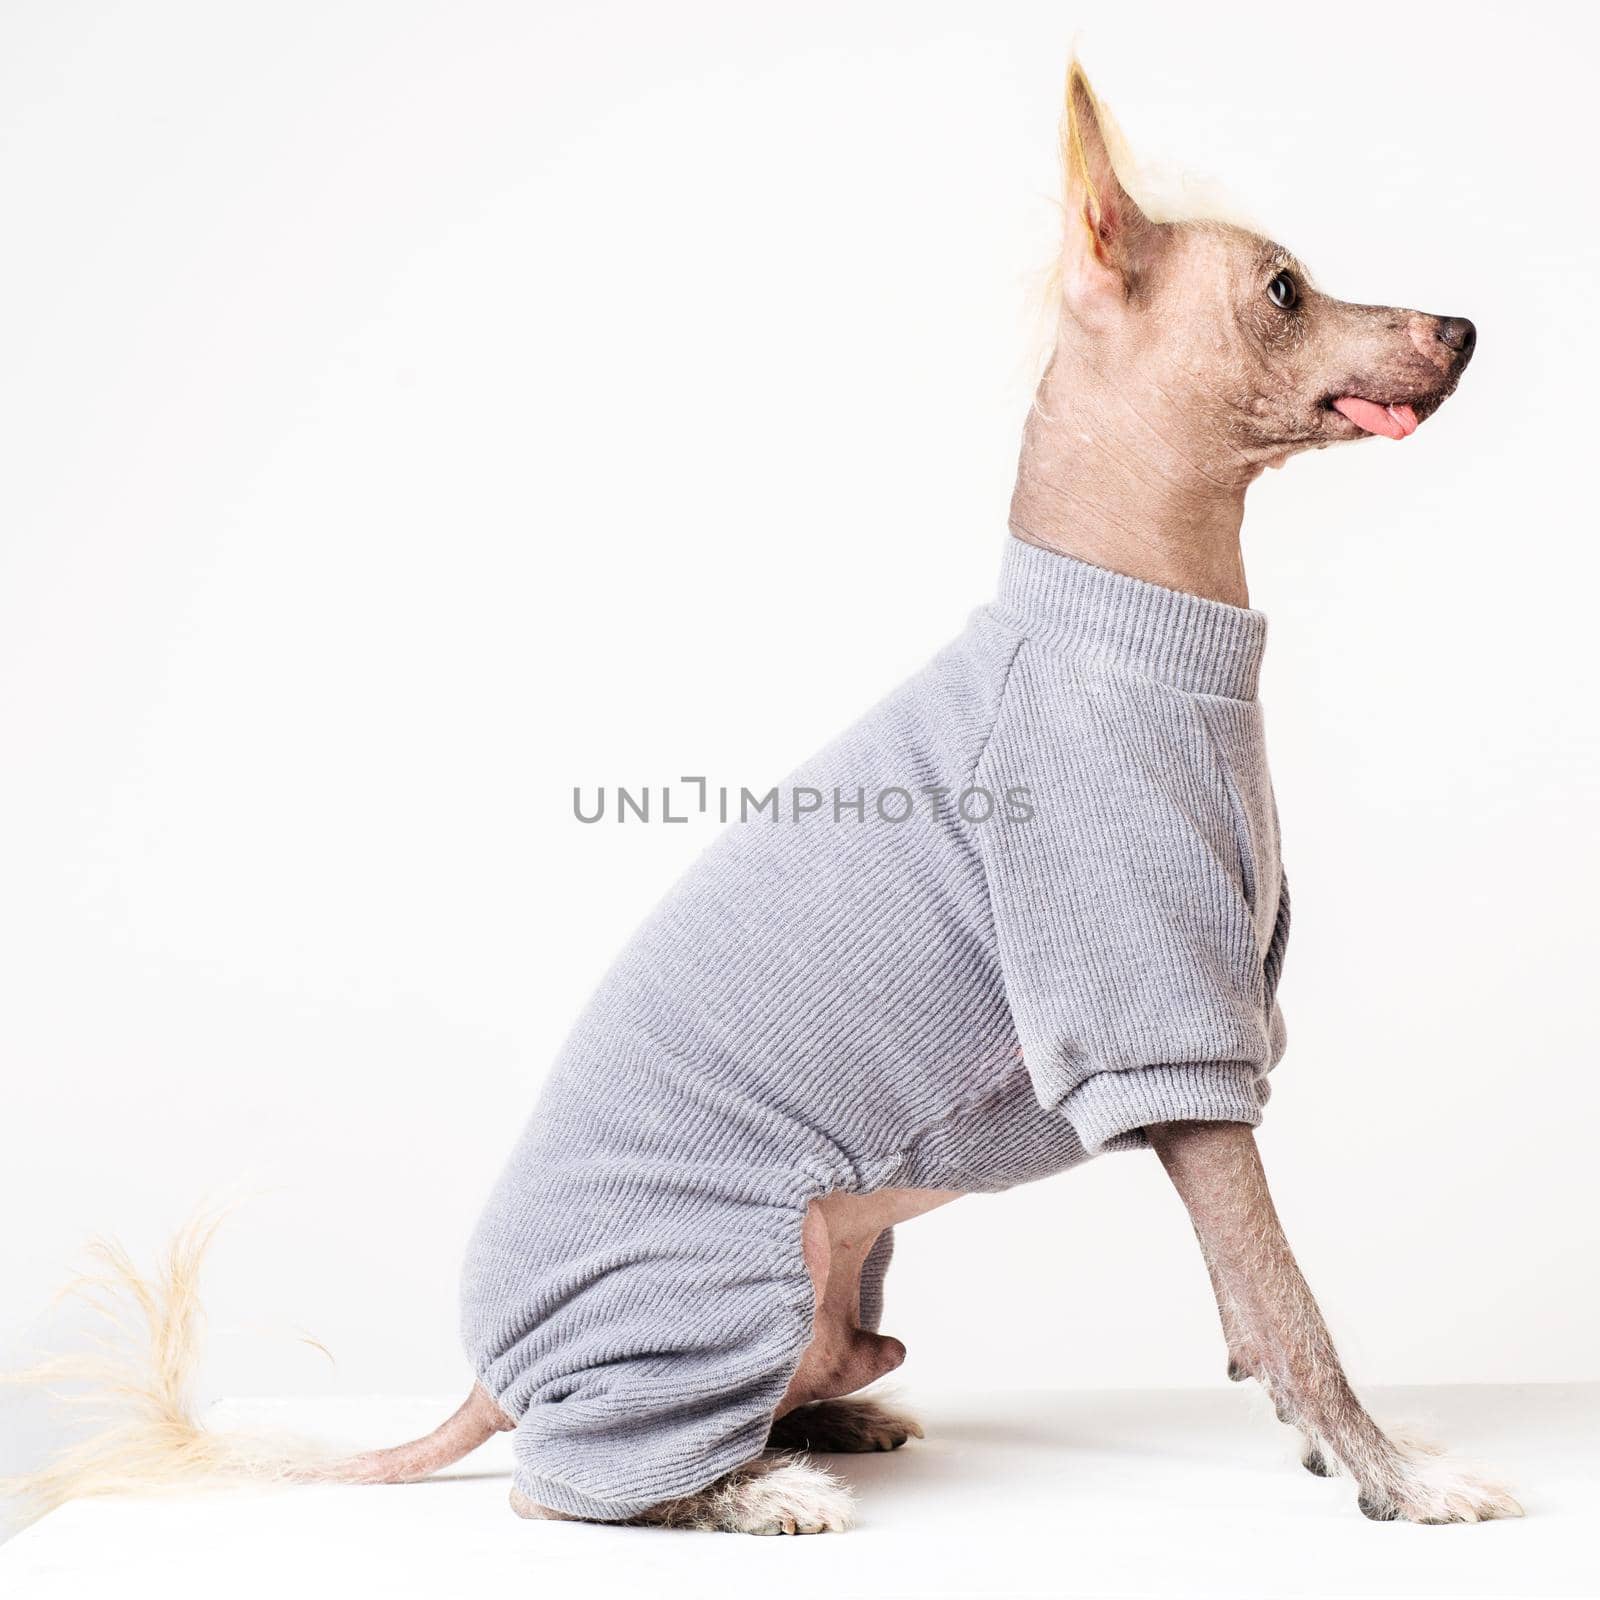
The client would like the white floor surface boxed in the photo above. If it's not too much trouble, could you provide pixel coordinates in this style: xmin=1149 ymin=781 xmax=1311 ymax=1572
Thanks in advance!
xmin=2 ymin=1383 xmax=1594 ymax=1598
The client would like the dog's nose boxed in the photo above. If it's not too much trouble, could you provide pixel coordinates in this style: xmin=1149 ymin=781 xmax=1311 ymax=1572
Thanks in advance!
xmin=1436 ymin=316 xmax=1476 ymax=358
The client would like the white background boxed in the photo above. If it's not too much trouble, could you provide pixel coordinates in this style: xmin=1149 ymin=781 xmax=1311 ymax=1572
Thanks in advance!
xmin=3 ymin=0 xmax=1596 ymax=1533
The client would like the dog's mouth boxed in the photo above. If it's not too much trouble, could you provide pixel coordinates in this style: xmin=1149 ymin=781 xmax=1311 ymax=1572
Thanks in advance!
xmin=1329 ymin=394 xmax=1419 ymax=440
xmin=1319 ymin=382 xmax=1455 ymax=441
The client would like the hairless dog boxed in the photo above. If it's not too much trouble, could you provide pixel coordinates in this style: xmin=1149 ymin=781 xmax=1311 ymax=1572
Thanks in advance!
xmin=12 ymin=60 xmax=1518 ymax=1537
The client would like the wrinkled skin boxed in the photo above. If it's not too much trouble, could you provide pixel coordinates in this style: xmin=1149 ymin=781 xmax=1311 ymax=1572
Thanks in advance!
xmin=1012 ymin=67 xmax=1475 ymax=608
xmin=1095 ymin=221 xmax=1473 ymax=460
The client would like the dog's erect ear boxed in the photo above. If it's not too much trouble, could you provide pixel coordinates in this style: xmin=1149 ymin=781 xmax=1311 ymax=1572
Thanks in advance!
xmin=1059 ymin=63 xmax=1155 ymax=311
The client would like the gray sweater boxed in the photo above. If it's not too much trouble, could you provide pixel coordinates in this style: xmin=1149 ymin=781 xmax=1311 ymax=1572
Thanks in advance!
xmin=462 ymin=537 xmax=1289 ymax=1519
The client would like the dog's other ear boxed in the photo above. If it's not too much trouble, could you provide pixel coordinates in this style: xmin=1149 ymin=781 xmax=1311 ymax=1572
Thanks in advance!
xmin=1059 ymin=62 xmax=1155 ymax=314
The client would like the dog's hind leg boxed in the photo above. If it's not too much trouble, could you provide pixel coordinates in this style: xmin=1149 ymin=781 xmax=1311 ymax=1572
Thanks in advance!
xmin=510 ymin=1456 xmax=855 ymax=1535
xmin=636 ymin=1456 xmax=855 ymax=1534
xmin=768 ymin=1394 xmax=924 ymax=1453
xmin=776 ymin=1189 xmax=955 ymax=1426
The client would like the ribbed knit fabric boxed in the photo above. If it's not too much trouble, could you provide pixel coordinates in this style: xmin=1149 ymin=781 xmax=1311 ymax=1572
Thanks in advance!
xmin=461 ymin=536 xmax=1289 ymax=1519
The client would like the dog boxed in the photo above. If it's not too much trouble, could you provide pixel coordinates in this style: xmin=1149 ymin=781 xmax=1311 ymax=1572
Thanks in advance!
xmin=10 ymin=61 xmax=1518 ymax=1537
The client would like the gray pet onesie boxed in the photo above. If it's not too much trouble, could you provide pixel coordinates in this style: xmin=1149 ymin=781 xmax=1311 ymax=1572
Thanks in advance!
xmin=461 ymin=537 xmax=1290 ymax=1519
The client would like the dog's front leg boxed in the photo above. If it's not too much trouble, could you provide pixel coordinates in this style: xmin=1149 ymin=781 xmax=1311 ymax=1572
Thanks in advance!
xmin=1193 ymin=1230 xmax=1260 ymax=1388
xmin=1147 ymin=1119 xmax=1521 ymax=1523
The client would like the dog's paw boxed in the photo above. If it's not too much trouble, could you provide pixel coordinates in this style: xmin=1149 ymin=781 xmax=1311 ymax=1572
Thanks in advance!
xmin=1361 ymin=1432 xmax=1523 ymax=1524
xmin=709 ymin=1458 xmax=856 ymax=1535
xmin=768 ymin=1395 xmax=924 ymax=1454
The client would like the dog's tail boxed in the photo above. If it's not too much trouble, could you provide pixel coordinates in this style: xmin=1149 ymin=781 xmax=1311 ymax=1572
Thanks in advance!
xmin=303 ymin=1384 xmax=514 ymax=1484
xmin=0 ymin=1213 xmax=509 ymax=1525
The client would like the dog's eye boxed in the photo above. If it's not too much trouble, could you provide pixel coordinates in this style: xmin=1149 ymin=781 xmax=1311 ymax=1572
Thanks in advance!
xmin=1266 ymin=272 xmax=1298 ymax=310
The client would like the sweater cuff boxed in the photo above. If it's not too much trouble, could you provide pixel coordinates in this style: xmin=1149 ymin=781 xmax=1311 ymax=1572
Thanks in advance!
xmin=1062 ymin=1061 xmax=1265 ymax=1156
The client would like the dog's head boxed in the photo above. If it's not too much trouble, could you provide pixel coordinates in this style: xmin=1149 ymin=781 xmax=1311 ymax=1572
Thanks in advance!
xmin=1055 ymin=65 xmax=1475 ymax=470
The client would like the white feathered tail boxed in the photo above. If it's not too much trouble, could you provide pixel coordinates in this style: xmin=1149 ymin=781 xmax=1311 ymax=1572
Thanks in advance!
xmin=0 ymin=1213 xmax=505 ymax=1528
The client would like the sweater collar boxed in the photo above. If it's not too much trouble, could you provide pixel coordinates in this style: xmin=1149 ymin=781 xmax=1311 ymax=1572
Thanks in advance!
xmin=993 ymin=537 xmax=1267 ymax=701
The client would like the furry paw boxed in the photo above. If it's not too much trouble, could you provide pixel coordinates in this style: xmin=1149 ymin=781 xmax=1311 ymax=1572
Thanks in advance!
xmin=703 ymin=1458 xmax=856 ymax=1535
xmin=638 ymin=1457 xmax=855 ymax=1535
xmin=768 ymin=1395 xmax=924 ymax=1454
xmin=1362 ymin=1432 xmax=1523 ymax=1524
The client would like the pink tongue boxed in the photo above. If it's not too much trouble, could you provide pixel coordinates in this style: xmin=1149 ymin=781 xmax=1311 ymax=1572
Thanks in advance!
xmin=1333 ymin=396 xmax=1419 ymax=439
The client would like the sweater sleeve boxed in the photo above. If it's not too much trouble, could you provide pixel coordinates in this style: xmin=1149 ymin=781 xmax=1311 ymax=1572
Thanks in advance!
xmin=973 ymin=647 xmax=1286 ymax=1155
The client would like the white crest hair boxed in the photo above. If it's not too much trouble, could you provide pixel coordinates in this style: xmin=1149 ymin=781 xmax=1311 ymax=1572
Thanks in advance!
xmin=1022 ymin=56 xmax=1257 ymax=382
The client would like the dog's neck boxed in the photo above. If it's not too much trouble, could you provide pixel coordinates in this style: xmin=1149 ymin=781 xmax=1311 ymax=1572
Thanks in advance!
xmin=1007 ymin=337 xmax=1258 ymax=609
